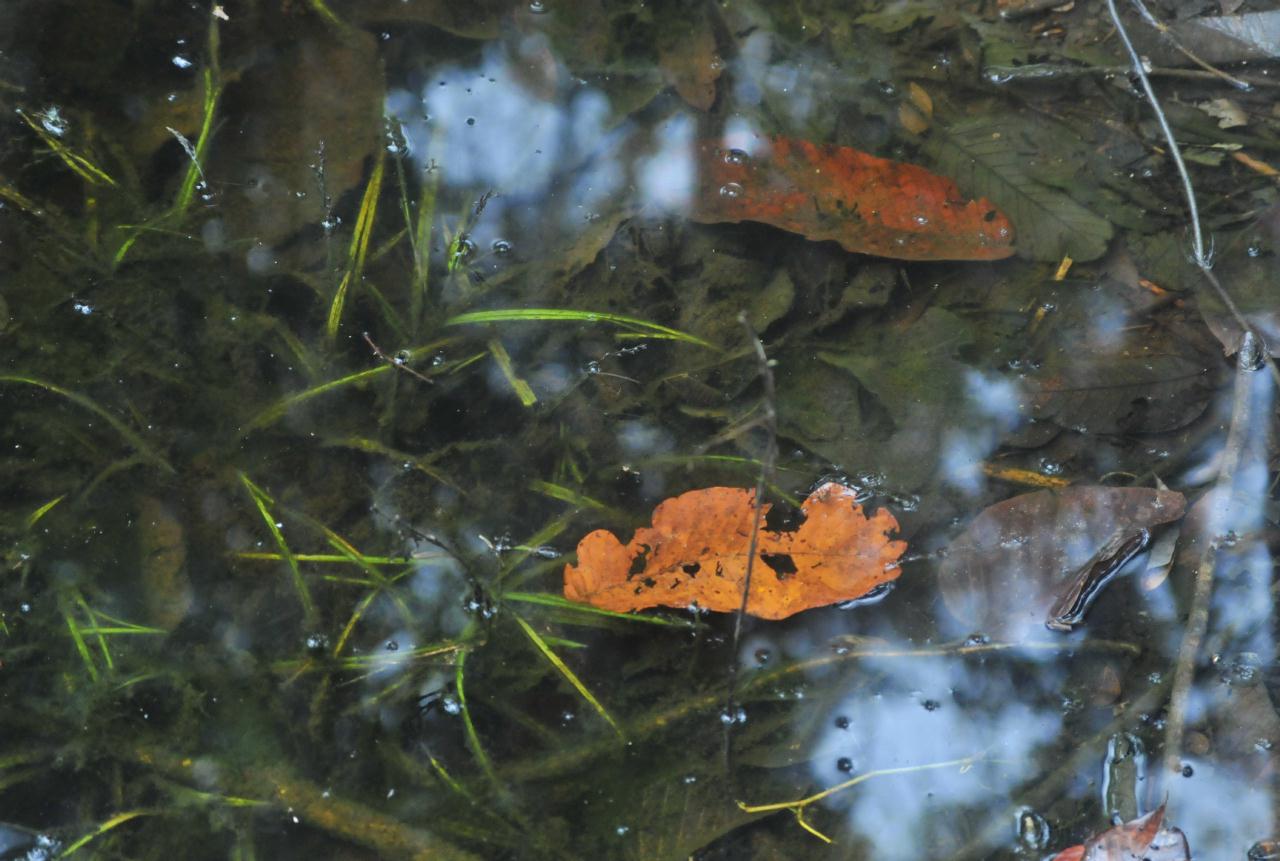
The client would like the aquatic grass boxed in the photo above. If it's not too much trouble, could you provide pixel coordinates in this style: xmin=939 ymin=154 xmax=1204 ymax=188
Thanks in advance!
xmin=528 ymin=480 xmax=613 ymax=514
xmin=0 ymin=179 xmax=41 ymax=214
xmin=503 ymin=592 xmax=697 ymax=628
xmin=0 ymin=375 xmax=173 ymax=473
xmin=16 ymin=108 xmax=118 ymax=188
xmin=270 ymin=641 xmax=463 ymax=679
xmin=75 ymin=606 xmax=168 ymax=637
xmin=59 ymin=809 xmax=155 ymax=857
xmin=329 ymin=436 xmax=461 ymax=491
xmin=445 ymin=308 xmax=719 ymax=350
xmin=486 ymin=338 xmax=538 ymax=406
xmin=238 ymin=473 xmax=315 ymax=622
xmin=59 ymin=598 xmax=100 ymax=682
xmin=511 ymin=613 xmax=624 ymax=741
xmin=171 ymin=68 xmax=221 ymax=216
xmin=534 ymin=635 xmax=587 ymax=649
xmin=235 ymin=551 xmax=413 ymax=566
xmin=454 ymin=652 xmax=500 ymax=788
xmin=25 ymin=495 xmax=64 ymax=528
xmin=326 ymin=148 xmax=386 ymax=341
xmin=493 ymin=514 xmax=573 ymax=588
xmin=242 ymin=337 xmax=457 ymax=432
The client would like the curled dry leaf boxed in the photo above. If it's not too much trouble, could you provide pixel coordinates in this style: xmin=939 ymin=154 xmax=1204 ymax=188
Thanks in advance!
xmin=1051 ymin=803 xmax=1190 ymax=861
xmin=938 ymin=486 xmax=1186 ymax=641
xmin=690 ymin=136 xmax=1015 ymax=261
xmin=563 ymin=483 xmax=906 ymax=620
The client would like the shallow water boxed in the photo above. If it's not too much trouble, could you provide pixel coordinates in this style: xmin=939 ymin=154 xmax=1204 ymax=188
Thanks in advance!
xmin=1 ymin=1 xmax=1278 ymax=858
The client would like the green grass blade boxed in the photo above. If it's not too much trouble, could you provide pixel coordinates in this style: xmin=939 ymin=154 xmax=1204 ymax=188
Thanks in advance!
xmin=503 ymin=592 xmax=697 ymax=628
xmin=0 ymin=375 xmax=173 ymax=473
xmin=242 ymin=337 xmax=456 ymax=433
xmin=512 ymin=613 xmax=624 ymax=741
xmin=238 ymin=473 xmax=315 ymax=622
xmin=454 ymin=652 xmax=500 ymax=786
xmin=235 ymin=551 xmax=413 ymax=566
xmin=71 ymin=590 xmax=114 ymax=671
xmin=26 ymin=495 xmax=65 ymax=528
xmin=487 ymin=339 xmax=537 ymax=406
xmin=60 ymin=604 xmax=99 ymax=682
xmin=327 ymin=149 xmax=386 ymax=341
xmin=172 ymin=68 xmax=221 ymax=214
xmin=60 ymin=809 xmax=153 ymax=857
xmin=328 ymin=436 xmax=460 ymax=491
xmin=17 ymin=108 xmax=118 ymax=188
xmin=445 ymin=308 xmax=719 ymax=350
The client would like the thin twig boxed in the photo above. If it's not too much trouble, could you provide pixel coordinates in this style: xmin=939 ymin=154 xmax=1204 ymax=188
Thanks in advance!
xmin=1163 ymin=332 xmax=1264 ymax=771
xmin=1107 ymin=0 xmax=1206 ymax=266
xmin=1107 ymin=0 xmax=1280 ymax=389
xmin=1127 ymin=0 xmax=1253 ymax=92
xmin=723 ymin=314 xmax=779 ymax=767
xmin=362 ymin=331 xmax=435 ymax=385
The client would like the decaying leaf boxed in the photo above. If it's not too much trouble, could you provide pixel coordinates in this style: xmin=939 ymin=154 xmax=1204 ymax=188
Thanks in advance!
xmin=564 ymin=483 xmax=906 ymax=620
xmin=656 ymin=6 xmax=721 ymax=111
xmin=924 ymin=116 xmax=1114 ymax=261
xmin=1027 ymin=353 xmax=1214 ymax=435
xmin=1051 ymin=804 xmax=1190 ymax=861
xmin=938 ymin=487 xmax=1186 ymax=641
xmin=689 ymin=136 xmax=1015 ymax=261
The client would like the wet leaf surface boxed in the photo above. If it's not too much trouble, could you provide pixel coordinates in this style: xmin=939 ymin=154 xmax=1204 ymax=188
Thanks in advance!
xmin=1050 ymin=803 xmax=1190 ymax=861
xmin=924 ymin=116 xmax=1114 ymax=262
xmin=939 ymin=486 xmax=1187 ymax=641
xmin=689 ymin=136 xmax=1016 ymax=261
xmin=3 ymin=0 xmax=1280 ymax=857
xmin=565 ymin=483 xmax=906 ymax=620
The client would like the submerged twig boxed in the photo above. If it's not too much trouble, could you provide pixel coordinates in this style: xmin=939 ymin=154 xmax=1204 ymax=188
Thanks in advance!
xmin=362 ymin=332 xmax=435 ymax=385
xmin=1127 ymin=0 xmax=1252 ymax=91
xmin=723 ymin=315 xmax=779 ymax=767
xmin=738 ymin=755 xmax=983 ymax=843
xmin=1106 ymin=0 xmax=1280 ymax=387
xmin=1163 ymin=332 xmax=1266 ymax=771
xmin=131 ymin=745 xmax=482 ymax=861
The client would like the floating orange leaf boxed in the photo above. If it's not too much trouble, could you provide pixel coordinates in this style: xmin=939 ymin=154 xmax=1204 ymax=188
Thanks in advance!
xmin=690 ymin=136 xmax=1015 ymax=261
xmin=563 ymin=483 xmax=906 ymax=620
xmin=1050 ymin=804 xmax=1190 ymax=861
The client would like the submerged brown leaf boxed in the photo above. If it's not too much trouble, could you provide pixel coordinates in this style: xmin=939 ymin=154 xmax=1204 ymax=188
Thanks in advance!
xmin=564 ymin=483 xmax=906 ymax=620
xmin=939 ymin=487 xmax=1186 ymax=640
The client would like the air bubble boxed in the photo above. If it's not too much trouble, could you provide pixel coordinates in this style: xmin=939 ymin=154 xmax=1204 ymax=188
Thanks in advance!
xmin=913 ymin=214 xmax=929 ymax=226
xmin=723 ymin=148 xmax=748 ymax=165
xmin=528 ymin=0 xmax=547 ymax=12
xmin=719 ymin=182 xmax=744 ymax=199
xmin=491 ymin=239 xmax=513 ymax=255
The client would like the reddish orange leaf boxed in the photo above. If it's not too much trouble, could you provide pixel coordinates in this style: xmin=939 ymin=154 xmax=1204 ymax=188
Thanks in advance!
xmin=563 ymin=482 xmax=906 ymax=620
xmin=690 ymin=136 xmax=1015 ymax=261
xmin=1051 ymin=804 xmax=1190 ymax=861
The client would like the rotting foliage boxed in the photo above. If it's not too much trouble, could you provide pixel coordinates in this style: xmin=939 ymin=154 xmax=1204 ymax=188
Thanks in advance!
xmin=0 ymin=0 xmax=1278 ymax=858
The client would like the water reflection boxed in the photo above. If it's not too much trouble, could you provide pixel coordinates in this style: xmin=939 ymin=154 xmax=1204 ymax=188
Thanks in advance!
xmin=817 ymin=655 xmax=1060 ymax=859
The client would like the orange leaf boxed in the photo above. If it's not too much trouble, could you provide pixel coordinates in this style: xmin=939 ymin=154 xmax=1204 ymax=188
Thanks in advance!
xmin=690 ymin=136 xmax=1015 ymax=261
xmin=563 ymin=482 xmax=906 ymax=620
xmin=1050 ymin=804 xmax=1190 ymax=861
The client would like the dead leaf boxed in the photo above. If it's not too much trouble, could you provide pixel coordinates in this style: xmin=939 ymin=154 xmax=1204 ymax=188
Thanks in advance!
xmin=656 ymin=7 xmax=721 ymax=111
xmin=689 ymin=136 xmax=1015 ymax=261
xmin=137 ymin=495 xmax=191 ymax=630
xmin=564 ymin=483 xmax=906 ymax=620
xmin=1197 ymin=97 xmax=1248 ymax=128
xmin=1051 ymin=804 xmax=1190 ymax=860
xmin=938 ymin=487 xmax=1186 ymax=641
